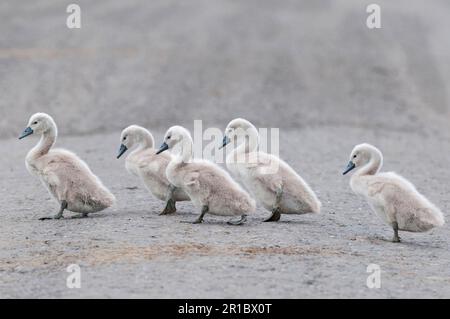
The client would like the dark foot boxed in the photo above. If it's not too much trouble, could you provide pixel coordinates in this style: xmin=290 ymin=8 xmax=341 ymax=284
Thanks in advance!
xmin=181 ymin=217 xmax=204 ymax=224
xmin=69 ymin=213 xmax=89 ymax=219
xmin=192 ymin=217 xmax=203 ymax=224
xmin=227 ymin=214 xmax=247 ymax=225
xmin=184 ymin=205 xmax=208 ymax=224
xmin=392 ymin=235 xmax=401 ymax=243
xmin=159 ymin=199 xmax=177 ymax=215
xmin=264 ymin=209 xmax=281 ymax=222
xmin=39 ymin=214 xmax=63 ymax=221
xmin=39 ymin=200 xmax=68 ymax=220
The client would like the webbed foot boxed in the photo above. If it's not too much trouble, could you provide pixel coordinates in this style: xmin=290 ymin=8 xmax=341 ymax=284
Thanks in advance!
xmin=227 ymin=214 xmax=247 ymax=225
xmin=183 ymin=205 xmax=208 ymax=224
xmin=69 ymin=213 xmax=89 ymax=219
xmin=160 ymin=198 xmax=177 ymax=215
xmin=39 ymin=214 xmax=63 ymax=221
xmin=264 ymin=209 xmax=281 ymax=222
xmin=39 ymin=201 xmax=67 ymax=220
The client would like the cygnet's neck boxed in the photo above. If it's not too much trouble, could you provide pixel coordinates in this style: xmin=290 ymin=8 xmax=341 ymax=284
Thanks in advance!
xmin=353 ymin=151 xmax=383 ymax=177
xmin=176 ymin=134 xmax=193 ymax=163
xmin=133 ymin=130 xmax=155 ymax=153
xmin=29 ymin=126 xmax=57 ymax=159
xmin=232 ymin=125 xmax=259 ymax=156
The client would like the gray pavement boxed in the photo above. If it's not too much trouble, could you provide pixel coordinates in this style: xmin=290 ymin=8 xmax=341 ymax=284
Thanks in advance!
xmin=0 ymin=1 xmax=449 ymax=298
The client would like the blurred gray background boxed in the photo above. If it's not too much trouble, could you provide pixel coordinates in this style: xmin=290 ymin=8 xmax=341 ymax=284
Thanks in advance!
xmin=1 ymin=1 xmax=450 ymax=298
xmin=1 ymin=0 xmax=449 ymax=137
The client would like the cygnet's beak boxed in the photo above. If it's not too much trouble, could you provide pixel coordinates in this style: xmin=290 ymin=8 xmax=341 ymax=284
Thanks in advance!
xmin=117 ymin=144 xmax=128 ymax=159
xmin=218 ymin=135 xmax=231 ymax=150
xmin=19 ymin=127 xmax=33 ymax=140
xmin=342 ymin=161 xmax=356 ymax=175
xmin=156 ymin=142 xmax=169 ymax=155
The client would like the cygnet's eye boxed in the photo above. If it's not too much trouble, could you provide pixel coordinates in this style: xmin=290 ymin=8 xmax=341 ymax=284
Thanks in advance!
xmin=353 ymin=154 xmax=357 ymax=159
xmin=167 ymin=135 xmax=171 ymax=139
xmin=33 ymin=121 xmax=38 ymax=125
xmin=123 ymin=136 xmax=127 ymax=141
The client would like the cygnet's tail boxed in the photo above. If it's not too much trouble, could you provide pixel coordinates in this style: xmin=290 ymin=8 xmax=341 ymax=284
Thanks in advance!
xmin=101 ymin=189 xmax=116 ymax=208
xmin=310 ymin=197 xmax=322 ymax=214
xmin=432 ymin=207 xmax=445 ymax=228
xmin=90 ymin=185 xmax=116 ymax=212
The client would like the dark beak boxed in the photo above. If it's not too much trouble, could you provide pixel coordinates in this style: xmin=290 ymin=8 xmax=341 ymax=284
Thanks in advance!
xmin=117 ymin=144 xmax=128 ymax=159
xmin=218 ymin=135 xmax=231 ymax=150
xmin=342 ymin=161 xmax=356 ymax=175
xmin=18 ymin=127 xmax=33 ymax=140
xmin=156 ymin=142 xmax=169 ymax=155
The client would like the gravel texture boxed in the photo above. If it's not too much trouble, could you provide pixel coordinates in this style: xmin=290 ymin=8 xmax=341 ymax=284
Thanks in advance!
xmin=0 ymin=0 xmax=449 ymax=298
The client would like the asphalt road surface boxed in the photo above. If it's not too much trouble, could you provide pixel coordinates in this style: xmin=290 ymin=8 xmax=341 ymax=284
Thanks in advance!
xmin=0 ymin=1 xmax=449 ymax=298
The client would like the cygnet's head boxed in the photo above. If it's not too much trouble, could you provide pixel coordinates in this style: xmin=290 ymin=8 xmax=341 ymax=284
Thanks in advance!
xmin=156 ymin=126 xmax=191 ymax=155
xmin=19 ymin=113 xmax=57 ymax=140
xmin=117 ymin=125 xmax=153 ymax=159
xmin=220 ymin=118 xmax=256 ymax=149
xmin=343 ymin=143 xmax=382 ymax=175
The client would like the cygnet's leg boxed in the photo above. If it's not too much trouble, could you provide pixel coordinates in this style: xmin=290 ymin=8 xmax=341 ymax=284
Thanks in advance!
xmin=392 ymin=222 xmax=401 ymax=243
xmin=264 ymin=187 xmax=282 ymax=222
xmin=181 ymin=205 xmax=208 ymax=224
xmin=160 ymin=198 xmax=176 ymax=215
xmin=193 ymin=205 xmax=208 ymax=224
xmin=40 ymin=200 xmax=67 ymax=220
xmin=192 ymin=205 xmax=208 ymax=224
xmin=227 ymin=214 xmax=247 ymax=226
xmin=160 ymin=185 xmax=177 ymax=215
